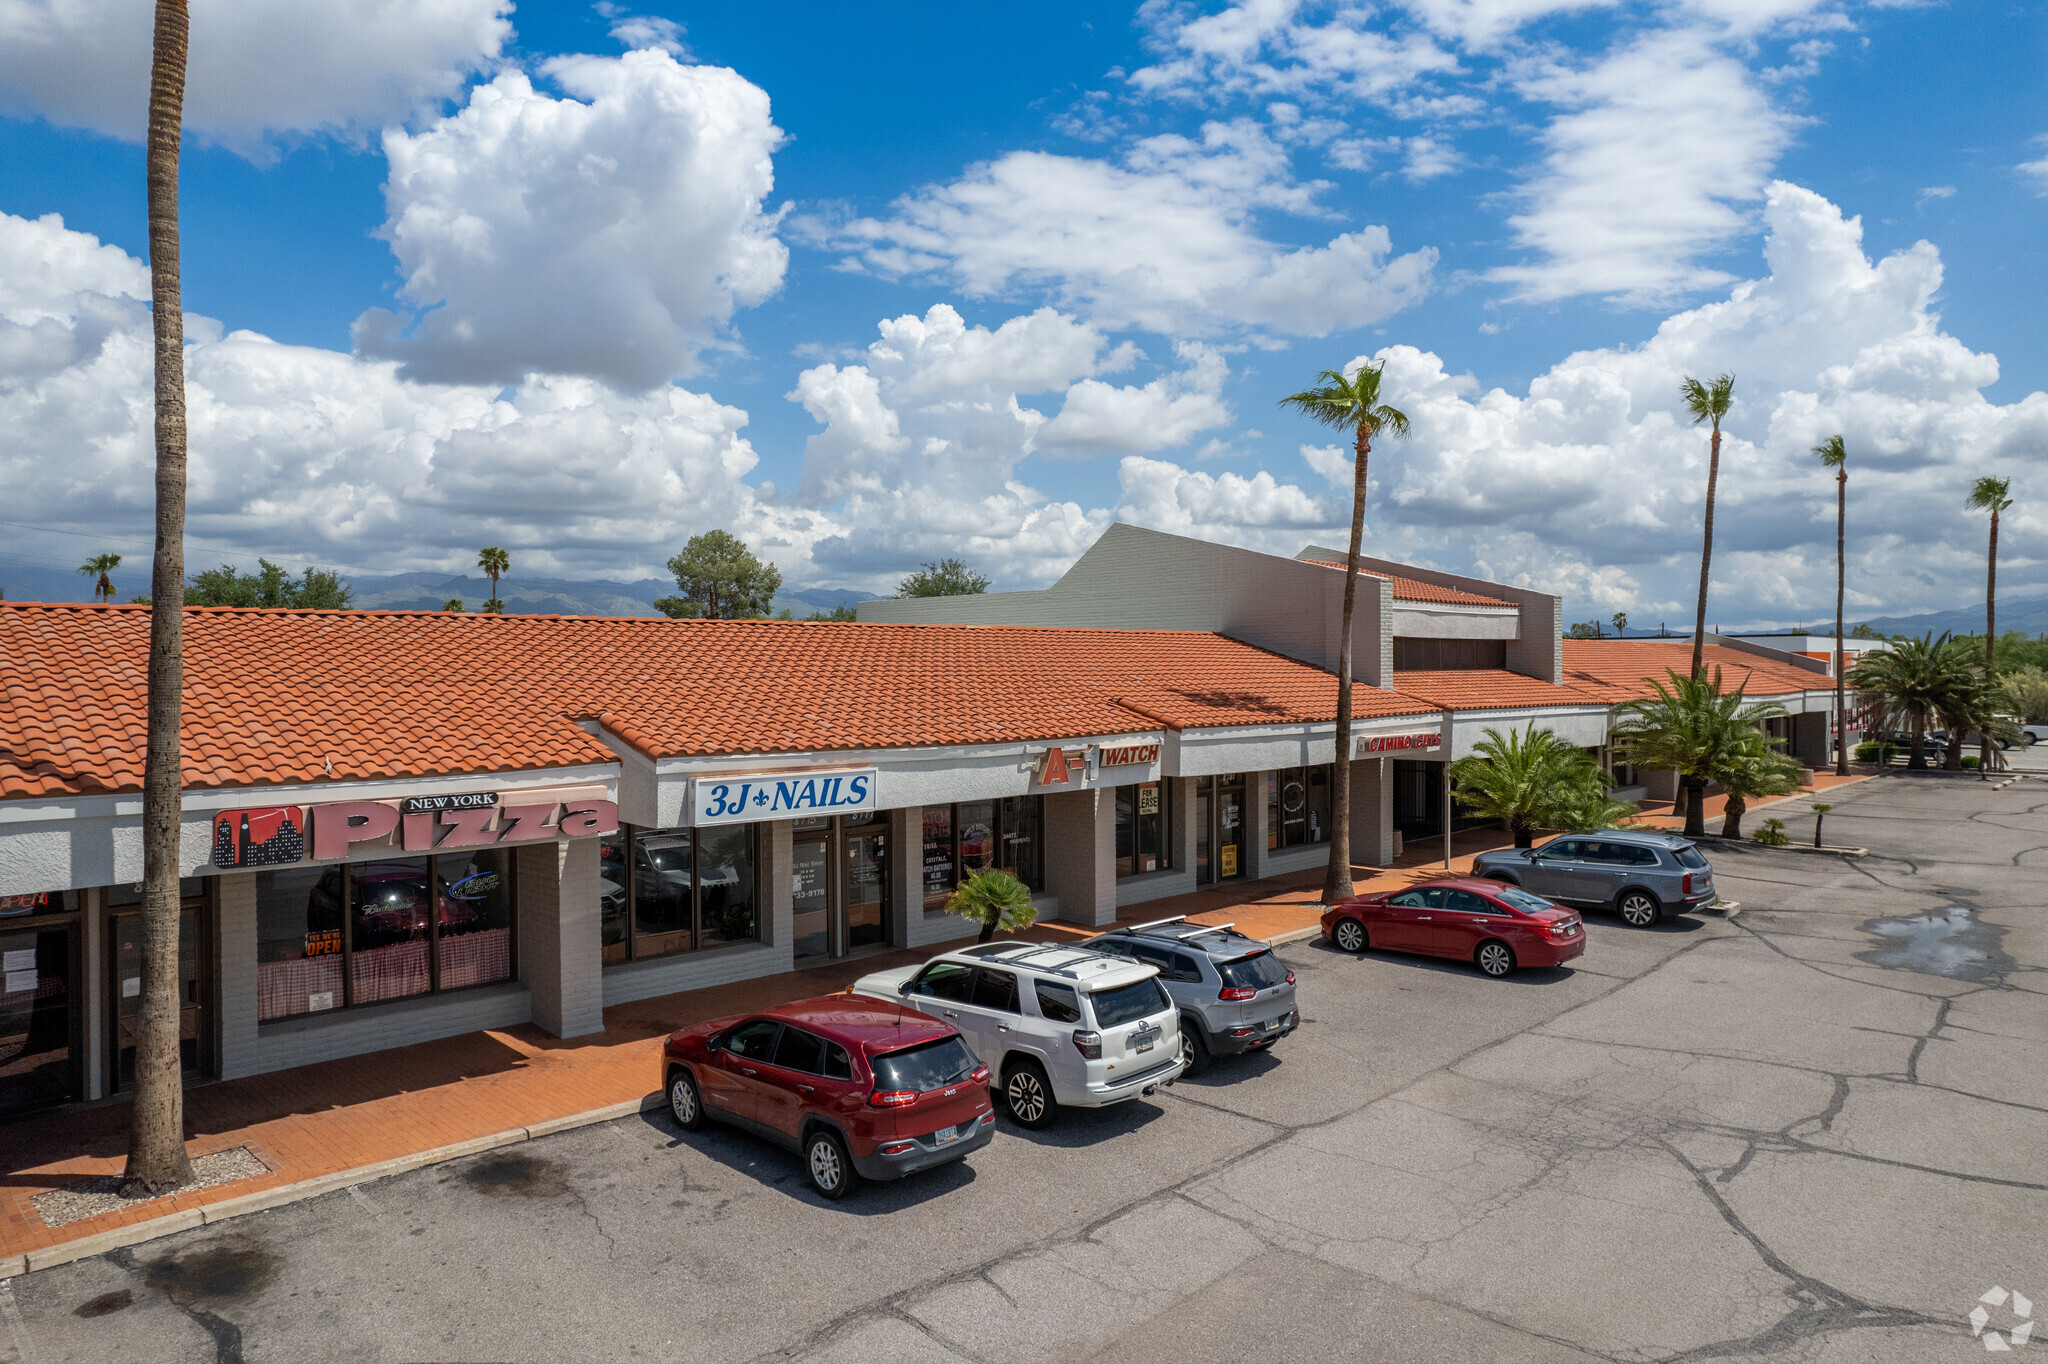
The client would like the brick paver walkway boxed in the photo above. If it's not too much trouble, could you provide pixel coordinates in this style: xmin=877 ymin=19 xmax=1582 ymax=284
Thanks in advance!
xmin=0 ymin=770 xmax=1874 ymax=1268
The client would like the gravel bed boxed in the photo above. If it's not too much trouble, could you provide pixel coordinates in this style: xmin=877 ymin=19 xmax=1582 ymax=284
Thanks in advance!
xmin=31 ymin=1146 xmax=270 ymax=1229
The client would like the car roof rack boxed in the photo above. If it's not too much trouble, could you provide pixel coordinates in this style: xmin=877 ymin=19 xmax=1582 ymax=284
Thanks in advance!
xmin=1175 ymin=921 xmax=1237 ymax=939
xmin=1120 ymin=915 xmax=1188 ymax=934
xmin=970 ymin=940 xmax=1150 ymax=981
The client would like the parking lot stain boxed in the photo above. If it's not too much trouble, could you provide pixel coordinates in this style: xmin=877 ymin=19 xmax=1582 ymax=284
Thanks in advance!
xmin=462 ymin=1152 xmax=570 ymax=1198
xmin=144 ymin=1242 xmax=281 ymax=1306
xmin=73 ymin=1289 xmax=132 ymax=1317
xmin=1857 ymin=906 xmax=2012 ymax=982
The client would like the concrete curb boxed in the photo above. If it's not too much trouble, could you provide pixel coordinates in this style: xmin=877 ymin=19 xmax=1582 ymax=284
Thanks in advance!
xmin=1266 ymin=924 xmax=1325 ymax=947
xmin=9 ymin=1093 xmax=664 ymax=1276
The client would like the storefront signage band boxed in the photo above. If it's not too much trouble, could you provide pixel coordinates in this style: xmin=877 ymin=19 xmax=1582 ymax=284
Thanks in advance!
xmin=1032 ymin=746 xmax=1089 ymax=787
xmin=211 ymin=793 xmax=618 ymax=869
xmin=1356 ymin=732 xmax=1443 ymax=755
xmin=693 ymin=768 xmax=877 ymax=827
xmin=1097 ymin=742 xmax=1161 ymax=767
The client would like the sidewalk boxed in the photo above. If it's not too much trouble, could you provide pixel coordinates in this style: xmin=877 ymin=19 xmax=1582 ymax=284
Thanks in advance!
xmin=0 ymin=829 xmax=1522 ymax=1273
xmin=1628 ymin=765 xmax=1878 ymax=831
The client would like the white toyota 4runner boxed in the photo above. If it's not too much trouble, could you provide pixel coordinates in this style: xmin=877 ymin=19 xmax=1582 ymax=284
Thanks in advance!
xmin=850 ymin=941 xmax=1185 ymax=1129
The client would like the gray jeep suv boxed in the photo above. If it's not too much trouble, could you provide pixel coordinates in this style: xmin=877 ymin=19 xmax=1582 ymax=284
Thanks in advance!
xmin=1090 ymin=918 xmax=1299 ymax=1074
xmin=1471 ymin=830 xmax=1715 ymax=926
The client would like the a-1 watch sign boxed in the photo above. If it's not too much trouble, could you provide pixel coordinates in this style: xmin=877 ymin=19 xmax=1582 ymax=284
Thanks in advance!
xmin=694 ymin=768 xmax=877 ymax=827
xmin=1032 ymin=745 xmax=1090 ymax=787
xmin=1097 ymin=742 xmax=1161 ymax=767
xmin=211 ymin=789 xmax=617 ymax=868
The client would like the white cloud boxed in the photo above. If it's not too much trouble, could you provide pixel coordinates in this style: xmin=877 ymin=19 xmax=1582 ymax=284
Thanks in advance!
xmin=1350 ymin=182 xmax=2048 ymax=622
xmin=1039 ymin=345 xmax=1232 ymax=455
xmin=0 ymin=0 xmax=509 ymax=158
xmin=1131 ymin=0 xmax=1463 ymax=101
xmin=353 ymin=49 xmax=788 ymax=390
xmin=1487 ymin=29 xmax=1799 ymax=303
xmin=806 ymin=119 xmax=1436 ymax=337
xmin=1399 ymin=0 xmax=1618 ymax=46
xmin=603 ymin=10 xmax=688 ymax=57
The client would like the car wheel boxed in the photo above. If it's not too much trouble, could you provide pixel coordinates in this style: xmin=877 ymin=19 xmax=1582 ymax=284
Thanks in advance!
xmin=1179 ymin=1022 xmax=1210 ymax=1076
xmin=667 ymin=1067 xmax=705 ymax=1131
xmin=1002 ymin=1059 xmax=1056 ymax=1130
xmin=1615 ymin=889 xmax=1663 ymax=927
xmin=1476 ymin=940 xmax=1516 ymax=978
xmin=804 ymin=1128 xmax=858 ymax=1201
xmin=1333 ymin=917 xmax=1367 ymax=953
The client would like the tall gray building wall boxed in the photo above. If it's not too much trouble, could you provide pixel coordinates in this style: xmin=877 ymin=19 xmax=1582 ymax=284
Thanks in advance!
xmin=1302 ymin=548 xmax=1563 ymax=685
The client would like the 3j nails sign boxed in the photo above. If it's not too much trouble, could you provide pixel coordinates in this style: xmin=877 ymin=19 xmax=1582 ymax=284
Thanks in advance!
xmin=211 ymin=790 xmax=618 ymax=868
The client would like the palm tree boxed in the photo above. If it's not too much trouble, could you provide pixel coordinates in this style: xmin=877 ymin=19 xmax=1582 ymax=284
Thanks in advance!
xmin=1845 ymin=633 xmax=1971 ymax=770
xmin=1610 ymin=667 xmax=1786 ymax=838
xmin=1279 ymin=361 xmax=1410 ymax=904
xmin=1813 ymin=435 xmax=1849 ymax=776
xmin=441 ymin=599 xmax=465 ymax=612
xmin=1680 ymin=373 xmax=1736 ymax=681
xmin=945 ymin=868 xmax=1038 ymax=944
xmin=126 ymin=0 xmax=195 ymax=1196
xmin=1967 ymin=476 xmax=2012 ymax=771
xmin=1448 ymin=726 xmax=1613 ymax=847
xmin=78 ymin=553 xmax=123 ymax=603
xmin=1611 ymin=611 xmax=1628 ymax=638
xmin=477 ymin=546 xmax=509 ymax=613
xmin=1716 ymin=731 xmax=1801 ymax=839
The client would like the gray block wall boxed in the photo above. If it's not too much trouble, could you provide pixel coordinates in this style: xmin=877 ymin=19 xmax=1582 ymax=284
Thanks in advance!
xmin=1328 ymin=550 xmax=1563 ymax=685
xmin=1351 ymin=757 xmax=1396 ymax=868
xmin=1044 ymin=787 xmax=1116 ymax=926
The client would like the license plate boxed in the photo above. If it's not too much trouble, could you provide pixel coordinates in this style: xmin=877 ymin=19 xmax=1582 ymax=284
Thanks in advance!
xmin=1135 ymin=1036 xmax=1155 ymax=1053
xmin=1265 ymin=1018 xmax=1281 ymax=1031
xmin=933 ymin=1124 xmax=959 ymax=1145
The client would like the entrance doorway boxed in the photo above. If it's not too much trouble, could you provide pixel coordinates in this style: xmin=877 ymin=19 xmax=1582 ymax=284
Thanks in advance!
xmin=791 ymin=813 xmax=892 ymax=962
xmin=106 ymin=882 xmax=214 ymax=1094
xmin=1194 ymin=775 xmax=1247 ymax=885
xmin=0 ymin=892 xmax=82 ymax=1117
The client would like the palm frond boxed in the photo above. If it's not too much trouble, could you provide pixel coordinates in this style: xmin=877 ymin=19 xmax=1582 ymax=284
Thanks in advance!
xmin=1966 ymin=475 xmax=2012 ymax=514
xmin=1812 ymin=434 xmax=1847 ymax=469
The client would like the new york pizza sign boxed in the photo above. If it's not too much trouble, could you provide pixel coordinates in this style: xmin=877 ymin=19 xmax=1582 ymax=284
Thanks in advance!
xmin=211 ymin=790 xmax=618 ymax=869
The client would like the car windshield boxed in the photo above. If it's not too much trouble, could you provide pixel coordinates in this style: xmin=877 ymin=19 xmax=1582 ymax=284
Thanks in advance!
xmin=1216 ymin=951 xmax=1289 ymax=990
xmin=870 ymin=1036 xmax=980 ymax=1092
xmin=1495 ymin=887 xmax=1556 ymax=915
xmin=1086 ymin=977 xmax=1170 ymax=1028
xmin=1672 ymin=845 xmax=1709 ymax=869
xmin=645 ymin=845 xmax=692 ymax=873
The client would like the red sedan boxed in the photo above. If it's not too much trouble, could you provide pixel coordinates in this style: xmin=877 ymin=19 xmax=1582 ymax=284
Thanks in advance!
xmin=661 ymin=995 xmax=994 ymax=1200
xmin=1321 ymin=877 xmax=1585 ymax=978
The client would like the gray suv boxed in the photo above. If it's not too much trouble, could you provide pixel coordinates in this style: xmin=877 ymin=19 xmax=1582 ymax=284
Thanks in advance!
xmin=1090 ymin=918 xmax=1299 ymax=1074
xmin=1472 ymin=831 xmax=1715 ymax=927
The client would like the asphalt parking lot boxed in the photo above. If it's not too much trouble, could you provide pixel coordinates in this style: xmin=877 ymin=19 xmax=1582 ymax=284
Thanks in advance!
xmin=5 ymin=769 xmax=2043 ymax=1363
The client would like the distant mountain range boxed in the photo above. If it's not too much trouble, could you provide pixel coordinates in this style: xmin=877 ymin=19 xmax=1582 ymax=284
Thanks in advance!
xmin=0 ymin=563 xmax=870 ymax=619
xmin=1853 ymin=595 xmax=2048 ymax=640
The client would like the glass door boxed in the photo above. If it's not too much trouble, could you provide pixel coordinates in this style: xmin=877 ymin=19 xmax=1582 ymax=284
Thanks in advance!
xmin=0 ymin=920 xmax=79 ymax=1115
xmin=108 ymin=894 xmax=212 ymax=1093
xmin=1216 ymin=783 xmax=1245 ymax=880
xmin=843 ymin=826 xmax=888 ymax=953
xmin=791 ymin=828 xmax=831 ymax=961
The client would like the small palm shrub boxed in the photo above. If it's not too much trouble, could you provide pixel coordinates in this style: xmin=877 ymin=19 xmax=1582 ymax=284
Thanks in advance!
xmin=946 ymin=869 xmax=1038 ymax=943
xmin=1752 ymin=818 xmax=1790 ymax=847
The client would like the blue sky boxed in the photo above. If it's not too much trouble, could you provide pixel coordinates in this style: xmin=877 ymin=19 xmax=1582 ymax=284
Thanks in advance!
xmin=1 ymin=0 xmax=2044 ymax=627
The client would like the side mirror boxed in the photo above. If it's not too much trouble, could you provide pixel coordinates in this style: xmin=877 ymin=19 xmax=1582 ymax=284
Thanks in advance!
xmin=1521 ymin=849 xmax=1538 ymax=860
xmin=899 ymin=980 xmax=913 ymax=996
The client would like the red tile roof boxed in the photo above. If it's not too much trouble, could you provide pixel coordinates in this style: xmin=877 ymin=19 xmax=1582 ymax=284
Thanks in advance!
xmin=1561 ymin=640 xmax=1833 ymax=703
xmin=1301 ymin=560 xmax=1515 ymax=608
xmin=0 ymin=605 xmax=1438 ymax=800
xmin=1392 ymin=669 xmax=1606 ymax=712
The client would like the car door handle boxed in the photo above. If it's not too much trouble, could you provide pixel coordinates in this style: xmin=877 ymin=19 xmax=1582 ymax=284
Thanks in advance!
xmin=1469 ymin=918 xmax=1489 ymax=924
xmin=797 ymin=1084 xmax=814 ymax=1094
xmin=1416 ymin=915 xmax=1432 ymax=920
xmin=997 ymin=1024 xmax=1010 ymax=1033
xmin=741 ymin=1067 xmax=756 ymax=1076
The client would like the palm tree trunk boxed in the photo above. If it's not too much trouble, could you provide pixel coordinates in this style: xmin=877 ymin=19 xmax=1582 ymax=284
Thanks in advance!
xmin=1720 ymin=792 xmax=1746 ymax=840
xmin=1322 ymin=424 xmax=1370 ymax=905
xmin=1682 ymin=777 xmax=1707 ymax=838
xmin=1982 ymin=509 xmax=1998 ymax=772
xmin=125 ymin=0 xmax=194 ymax=1197
xmin=1690 ymin=424 xmax=1721 ymax=680
xmin=1908 ymin=720 xmax=1925 ymax=770
xmin=1833 ymin=471 xmax=1848 ymax=776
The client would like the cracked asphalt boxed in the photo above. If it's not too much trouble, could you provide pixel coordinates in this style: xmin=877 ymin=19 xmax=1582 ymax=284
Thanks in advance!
xmin=5 ymin=771 xmax=2043 ymax=1363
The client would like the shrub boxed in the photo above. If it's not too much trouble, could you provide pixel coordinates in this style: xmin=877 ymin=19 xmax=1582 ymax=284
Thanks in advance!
xmin=1752 ymin=817 xmax=1790 ymax=847
xmin=1962 ymin=755 xmax=1980 ymax=770
xmin=1853 ymin=741 xmax=1897 ymax=763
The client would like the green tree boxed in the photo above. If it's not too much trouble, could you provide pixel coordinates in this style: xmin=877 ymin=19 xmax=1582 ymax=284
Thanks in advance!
xmin=477 ymin=545 xmax=509 ymax=614
xmin=1967 ymin=475 xmax=2012 ymax=771
xmin=1680 ymin=373 xmax=1736 ymax=681
xmin=1611 ymin=611 xmax=1628 ymax=638
xmin=442 ymin=599 xmax=465 ymax=612
xmin=2001 ymin=666 xmax=2048 ymax=724
xmin=1568 ymin=621 xmax=1602 ymax=639
xmin=1845 ymin=633 xmax=1973 ymax=769
xmin=1611 ymin=668 xmax=1787 ymax=838
xmin=1814 ymin=434 xmax=1850 ymax=775
xmin=129 ymin=0 xmax=195 ymax=1195
xmin=945 ymin=868 xmax=1039 ymax=944
xmin=1716 ymin=731 xmax=1801 ymax=839
xmin=805 ymin=604 xmax=858 ymax=622
xmin=79 ymin=553 xmax=123 ymax=603
xmin=655 ymin=530 xmax=782 ymax=619
xmin=897 ymin=558 xmax=991 ymax=598
xmin=1448 ymin=726 xmax=1612 ymax=848
xmin=186 ymin=559 xmax=352 ymax=609
xmin=1279 ymin=360 xmax=1410 ymax=904
xmin=1851 ymin=622 xmax=1885 ymax=640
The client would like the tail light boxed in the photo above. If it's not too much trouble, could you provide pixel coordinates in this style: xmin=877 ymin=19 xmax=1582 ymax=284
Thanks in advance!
xmin=1682 ymin=873 xmax=1696 ymax=895
xmin=868 ymin=1089 xmax=917 ymax=1108
xmin=970 ymin=1064 xmax=990 ymax=1086
xmin=1285 ymin=970 xmax=1296 ymax=985
xmin=878 ymin=1141 xmax=915 ymax=1156
xmin=1219 ymin=986 xmax=1256 ymax=1001
xmin=1072 ymin=1029 xmax=1102 ymax=1059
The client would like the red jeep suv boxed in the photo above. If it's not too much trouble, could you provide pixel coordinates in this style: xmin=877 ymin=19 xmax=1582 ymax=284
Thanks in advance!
xmin=1321 ymin=876 xmax=1585 ymax=978
xmin=661 ymin=996 xmax=995 ymax=1200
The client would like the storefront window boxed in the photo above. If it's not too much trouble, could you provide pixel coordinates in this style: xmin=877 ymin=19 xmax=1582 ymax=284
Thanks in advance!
xmin=1115 ymin=782 xmax=1166 ymax=877
xmin=602 ymin=824 xmax=760 ymax=965
xmin=255 ymin=854 xmax=518 ymax=1022
xmin=0 ymin=915 xmax=77 ymax=1115
xmin=1266 ymin=766 xmax=1333 ymax=850
xmin=921 ymin=798 xmax=1045 ymax=907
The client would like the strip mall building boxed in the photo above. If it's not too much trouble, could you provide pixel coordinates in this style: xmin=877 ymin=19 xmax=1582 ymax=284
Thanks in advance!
xmin=0 ymin=526 xmax=1837 ymax=1120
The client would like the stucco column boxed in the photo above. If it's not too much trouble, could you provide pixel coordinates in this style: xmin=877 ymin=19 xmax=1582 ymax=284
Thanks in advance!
xmin=1350 ymin=757 xmax=1396 ymax=869
xmin=517 ymin=838 xmax=603 ymax=1039
xmin=762 ymin=819 xmax=793 ymax=949
xmin=1242 ymin=771 xmax=1271 ymax=880
xmin=1045 ymin=788 xmax=1116 ymax=926
xmin=888 ymin=806 xmax=918 ymax=947
xmin=1790 ymin=711 xmax=1829 ymax=770
xmin=214 ymin=873 xmax=258 ymax=1081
